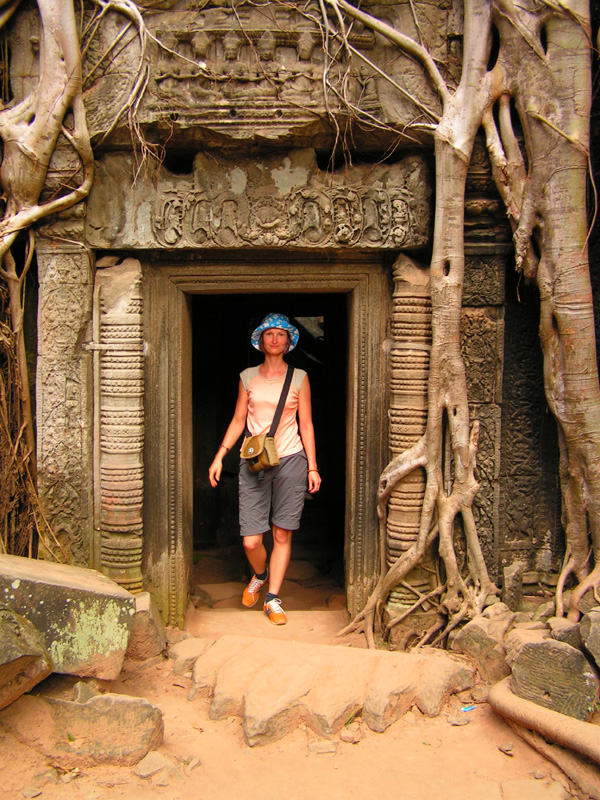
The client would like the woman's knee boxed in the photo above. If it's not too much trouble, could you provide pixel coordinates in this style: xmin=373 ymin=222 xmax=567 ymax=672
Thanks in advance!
xmin=272 ymin=526 xmax=292 ymax=545
xmin=242 ymin=534 xmax=263 ymax=553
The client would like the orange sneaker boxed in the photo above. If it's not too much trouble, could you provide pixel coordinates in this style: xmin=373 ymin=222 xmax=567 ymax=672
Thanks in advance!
xmin=264 ymin=597 xmax=287 ymax=625
xmin=242 ymin=574 xmax=268 ymax=607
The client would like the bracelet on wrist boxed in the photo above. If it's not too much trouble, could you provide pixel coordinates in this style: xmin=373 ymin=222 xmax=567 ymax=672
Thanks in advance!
xmin=308 ymin=469 xmax=319 ymax=473
xmin=220 ymin=443 xmax=230 ymax=453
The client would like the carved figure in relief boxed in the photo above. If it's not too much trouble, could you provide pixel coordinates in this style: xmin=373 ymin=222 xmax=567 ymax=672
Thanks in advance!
xmin=280 ymin=32 xmax=323 ymax=106
xmin=250 ymin=31 xmax=284 ymax=98
xmin=356 ymin=64 xmax=380 ymax=115
xmin=390 ymin=197 xmax=410 ymax=246
xmin=160 ymin=197 xmax=183 ymax=245
xmin=190 ymin=31 xmax=215 ymax=99
xmin=362 ymin=190 xmax=389 ymax=244
xmin=156 ymin=32 xmax=182 ymax=91
xmin=213 ymin=31 xmax=250 ymax=96
xmin=183 ymin=194 xmax=211 ymax=244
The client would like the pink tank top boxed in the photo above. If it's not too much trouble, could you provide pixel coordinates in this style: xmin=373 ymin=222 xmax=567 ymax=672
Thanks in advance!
xmin=240 ymin=366 xmax=306 ymax=459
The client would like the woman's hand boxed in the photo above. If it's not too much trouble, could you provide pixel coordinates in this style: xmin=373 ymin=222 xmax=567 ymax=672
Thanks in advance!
xmin=308 ymin=469 xmax=321 ymax=494
xmin=208 ymin=457 xmax=223 ymax=487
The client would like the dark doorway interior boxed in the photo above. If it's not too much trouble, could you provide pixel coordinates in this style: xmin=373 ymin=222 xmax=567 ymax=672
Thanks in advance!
xmin=191 ymin=293 xmax=348 ymax=588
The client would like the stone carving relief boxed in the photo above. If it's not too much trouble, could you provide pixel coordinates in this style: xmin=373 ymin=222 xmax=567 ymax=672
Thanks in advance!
xmin=460 ymin=308 xmax=503 ymax=405
xmin=86 ymin=149 xmax=430 ymax=251
xmin=499 ymin=288 xmax=561 ymax=573
xmin=8 ymin=0 xmax=454 ymax=147
xmin=95 ymin=260 xmax=145 ymax=592
xmin=36 ymin=239 xmax=93 ymax=565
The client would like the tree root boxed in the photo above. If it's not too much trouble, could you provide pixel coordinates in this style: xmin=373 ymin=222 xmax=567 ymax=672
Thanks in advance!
xmin=488 ymin=678 xmax=600 ymax=766
xmin=509 ymin=723 xmax=600 ymax=800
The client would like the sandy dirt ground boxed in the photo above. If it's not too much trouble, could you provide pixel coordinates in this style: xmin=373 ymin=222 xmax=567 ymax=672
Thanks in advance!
xmin=0 ymin=548 xmax=587 ymax=799
xmin=0 ymin=654 xmax=577 ymax=800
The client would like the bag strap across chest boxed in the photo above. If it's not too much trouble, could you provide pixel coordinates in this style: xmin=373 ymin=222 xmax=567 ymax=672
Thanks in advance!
xmin=245 ymin=365 xmax=295 ymax=438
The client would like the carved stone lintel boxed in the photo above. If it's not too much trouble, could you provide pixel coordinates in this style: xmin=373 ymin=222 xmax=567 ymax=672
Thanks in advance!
xmin=95 ymin=259 xmax=145 ymax=592
xmin=85 ymin=150 xmax=431 ymax=251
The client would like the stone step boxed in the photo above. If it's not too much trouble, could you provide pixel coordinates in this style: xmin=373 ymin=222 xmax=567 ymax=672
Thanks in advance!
xmin=181 ymin=633 xmax=476 ymax=747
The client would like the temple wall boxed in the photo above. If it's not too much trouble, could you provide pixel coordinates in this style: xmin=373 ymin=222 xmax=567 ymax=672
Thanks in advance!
xmin=15 ymin=0 xmax=562 ymax=623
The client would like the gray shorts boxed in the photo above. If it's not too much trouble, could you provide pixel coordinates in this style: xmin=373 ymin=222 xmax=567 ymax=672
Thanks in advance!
xmin=238 ymin=450 xmax=308 ymax=536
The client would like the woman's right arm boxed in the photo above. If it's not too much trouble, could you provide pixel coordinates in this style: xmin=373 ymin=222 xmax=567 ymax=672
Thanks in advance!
xmin=208 ymin=380 xmax=248 ymax=487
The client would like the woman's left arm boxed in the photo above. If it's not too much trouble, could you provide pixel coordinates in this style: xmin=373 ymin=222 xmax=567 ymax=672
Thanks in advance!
xmin=298 ymin=375 xmax=321 ymax=494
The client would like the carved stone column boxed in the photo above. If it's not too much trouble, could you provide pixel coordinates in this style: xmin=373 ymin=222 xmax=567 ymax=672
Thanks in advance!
xmin=94 ymin=259 xmax=145 ymax=592
xmin=36 ymin=232 xmax=94 ymax=564
xmin=385 ymin=255 xmax=438 ymax=647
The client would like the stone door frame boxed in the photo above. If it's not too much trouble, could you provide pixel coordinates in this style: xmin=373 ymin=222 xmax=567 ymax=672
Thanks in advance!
xmin=142 ymin=254 xmax=390 ymax=626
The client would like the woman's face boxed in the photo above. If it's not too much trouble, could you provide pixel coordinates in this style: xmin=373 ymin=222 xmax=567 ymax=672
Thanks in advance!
xmin=261 ymin=327 xmax=290 ymax=354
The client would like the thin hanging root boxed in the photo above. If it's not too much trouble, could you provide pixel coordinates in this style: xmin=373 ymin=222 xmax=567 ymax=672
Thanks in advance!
xmin=383 ymin=585 xmax=445 ymax=640
xmin=414 ymin=615 xmax=445 ymax=648
xmin=555 ymin=545 xmax=574 ymax=617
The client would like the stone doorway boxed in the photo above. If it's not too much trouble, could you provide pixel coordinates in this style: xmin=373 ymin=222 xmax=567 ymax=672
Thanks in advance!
xmin=191 ymin=293 xmax=347 ymax=601
xmin=142 ymin=254 xmax=390 ymax=625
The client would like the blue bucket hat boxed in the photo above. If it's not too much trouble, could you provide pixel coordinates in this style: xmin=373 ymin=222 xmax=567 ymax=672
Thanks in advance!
xmin=251 ymin=313 xmax=299 ymax=352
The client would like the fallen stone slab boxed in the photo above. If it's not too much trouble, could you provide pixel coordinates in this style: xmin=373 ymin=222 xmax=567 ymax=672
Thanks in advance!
xmin=303 ymin=648 xmax=371 ymax=736
xmin=125 ymin=592 xmax=167 ymax=661
xmin=168 ymin=636 xmax=215 ymax=675
xmin=189 ymin=634 xmax=475 ymax=746
xmin=243 ymin=652 xmax=318 ymax=746
xmin=412 ymin=649 xmax=476 ymax=716
xmin=511 ymin=638 xmax=599 ymax=720
xmin=209 ymin=640 xmax=277 ymax=721
xmin=189 ymin=635 xmax=257 ymax=699
xmin=0 ymin=554 xmax=135 ymax=680
xmin=0 ymin=688 xmax=163 ymax=766
xmin=0 ymin=605 xmax=52 ymax=710
xmin=362 ymin=656 xmax=418 ymax=732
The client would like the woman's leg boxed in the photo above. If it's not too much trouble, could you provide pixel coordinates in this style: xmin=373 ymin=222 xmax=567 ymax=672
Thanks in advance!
xmin=242 ymin=533 xmax=267 ymax=575
xmin=268 ymin=525 xmax=292 ymax=595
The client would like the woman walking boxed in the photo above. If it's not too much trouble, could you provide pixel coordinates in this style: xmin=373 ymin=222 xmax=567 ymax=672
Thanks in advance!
xmin=208 ymin=313 xmax=321 ymax=625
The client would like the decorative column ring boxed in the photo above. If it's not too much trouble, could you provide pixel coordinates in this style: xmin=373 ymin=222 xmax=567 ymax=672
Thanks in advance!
xmin=95 ymin=259 xmax=145 ymax=592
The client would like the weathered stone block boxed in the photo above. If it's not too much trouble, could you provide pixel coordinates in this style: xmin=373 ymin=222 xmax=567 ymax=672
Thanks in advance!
xmin=548 ymin=616 xmax=583 ymax=651
xmin=532 ymin=601 xmax=555 ymax=622
xmin=451 ymin=603 xmax=515 ymax=683
xmin=362 ymin=659 xmax=417 ymax=732
xmin=243 ymin=655 xmax=316 ymax=747
xmin=125 ymin=592 xmax=166 ymax=661
xmin=0 ymin=690 xmax=163 ymax=766
xmin=504 ymin=627 xmax=550 ymax=667
xmin=303 ymin=650 xmax=372 ymax=737
xmin=413 ymin=651 xmax=476 ymax=716
xmin=0 ymin=606 xmax=52 ymax=710
xmin=502 ymin=560 xmax=525 ymax=611
xmin=580 ymin=607 xmax=600 ymax=670
xmin=0 ymin=554 xmax=135 ymax=680
xmin=511 ymin=639 xmax=599 ymax=720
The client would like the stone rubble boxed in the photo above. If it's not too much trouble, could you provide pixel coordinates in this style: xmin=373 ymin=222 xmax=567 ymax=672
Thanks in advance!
xmin=124 ymin=592 xmax=167 ymax=661
xmin=0 ymin=605 xmax=52 ymax=710
xmin=0 ymin=679 xmax=163 ymax=766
